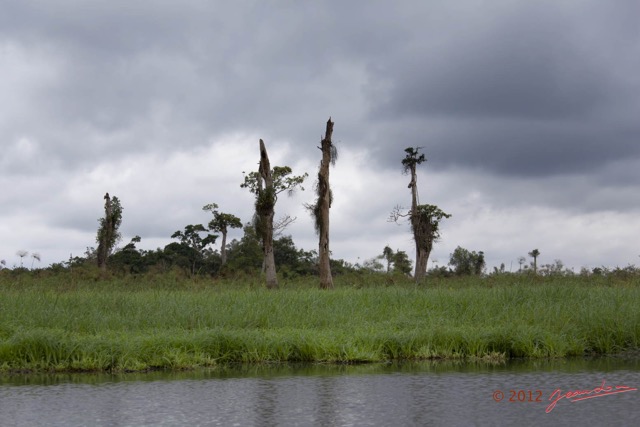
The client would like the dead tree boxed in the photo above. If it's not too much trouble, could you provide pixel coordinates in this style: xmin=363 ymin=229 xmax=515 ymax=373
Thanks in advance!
xmin=241 ymin=140 xmax=307 ymax=289
xmin=309 ymin=118 xmax=337 ymax=289
xmin=96 ymin=192 xmax=123 ymax=272
xmin=390 ymin=148 xmax=450 ymax=282
xmin=257 ymin=140 xmax=278 ymax=288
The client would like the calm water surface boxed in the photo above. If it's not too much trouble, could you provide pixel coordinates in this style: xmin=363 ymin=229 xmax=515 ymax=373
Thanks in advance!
xmin=1 ymin=358 xmax=639 ymax=426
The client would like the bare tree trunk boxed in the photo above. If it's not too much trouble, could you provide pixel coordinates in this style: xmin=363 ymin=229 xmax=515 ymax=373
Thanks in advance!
xmin=409 ymin=167 xmax=434 ymax=282
xmin=318 ymin=118 xmax=334 ymax=289
xmin=413 ymin=218 xmax=432 ymax=282
xmin=220 ymin=228 xmax=228 ymax=265
xmin=408 ymin=166 xmax=424 ymax=281
xmin=259 ymin=139 xmax=278 ymax=289
xmin=415 ymin=247 xmax=428 ymax=280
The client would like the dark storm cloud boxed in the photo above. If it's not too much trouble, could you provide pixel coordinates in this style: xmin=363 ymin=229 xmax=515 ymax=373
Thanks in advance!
xmin=3 ymin=0 xmax=638 ymax=183
xmin=0 ymin=0 xmax=402 ymax=173
xmin=3 ymin=1 xmax=639 ymax=170
xmin=2 ymin=0 xmax=640 ymax=270
xmin=370 ymin=0 xmax=640 ymax=177
xmin=381 ymin=20 xmax=609 ymax=120
xmin=372 ymin=117 xmax=640 ymax=178
xmin=376 ymin=0 xmax=640 ymax=118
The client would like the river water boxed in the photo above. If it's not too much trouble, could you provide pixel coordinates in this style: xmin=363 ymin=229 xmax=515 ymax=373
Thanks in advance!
xmin=1 ymin=357 xmax=639 ymax=426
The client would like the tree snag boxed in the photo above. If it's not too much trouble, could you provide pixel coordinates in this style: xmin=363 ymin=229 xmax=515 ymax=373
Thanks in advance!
xmin=96 ymin=192 xmax=123 ymax=272
xmin=241 ymin=140 xmax=307 ymax=289
xmin=312 ymin=117 xmax=337 ymax=289
xmin=390 ymin=148 xmax=450 ymax=282
xmin=258 ymin=139 xmax=278 ymax=288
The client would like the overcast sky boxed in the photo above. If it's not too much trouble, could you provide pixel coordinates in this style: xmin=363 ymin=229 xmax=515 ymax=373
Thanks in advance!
xmin=2 ymin=0 xmax=639 ymax=273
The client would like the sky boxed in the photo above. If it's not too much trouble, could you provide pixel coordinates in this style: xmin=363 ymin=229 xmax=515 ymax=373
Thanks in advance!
xmin=1 ymin=0 xmax=639 ymax=273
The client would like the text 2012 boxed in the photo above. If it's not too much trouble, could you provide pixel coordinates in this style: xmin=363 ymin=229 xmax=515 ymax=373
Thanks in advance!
xmin=493 ymin=390 xmax=542 ymax=402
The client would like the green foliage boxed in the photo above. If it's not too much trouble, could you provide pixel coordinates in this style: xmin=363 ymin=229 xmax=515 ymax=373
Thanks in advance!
xmin=306 ymin=184 xmax=333 ymax=235
xmin=388 ymin=204 xmax=451 ymax=253
xmin=412 ymin=204 xmax=451 ymax=240
xmin=225 ymin=225 xmax=264 ymax=274
xmin=427 ymin=265 xmax=455 ymax=278
xmin=537 ymin=259 xmax=572 ymax=276
xmin=202 ymin=203 xmax=243 ymax=267
xmin=8 ymin=225 xmax=348 ymax=280
xmin=96 ymin=196 xmax=123 ymax=247
xmin=381 ymin=246 xmax=394 ymax=272
xmin=378 ymin=246 xmax=412 ymax=275
xmin=203 ymin=203 xmax=242 ymax=234
xmin=240 ymin=167 xmax=308 ymax=198
xmin=223 ymin=227 xmax=322 ymax=277
xmin=169 ymin=225 xmax=218 ymax=276
xmin=449 ymin=246 xmax=486 ymax=276
xmin=392 ymin=250 xmax=412 ymax=275
xmin=109 ymin=236 xmax=146 ymax=274
xmin=492 ymin=263 xmax=507 ymax=275
xmin=171 ymin=224 xmax=217 ymax=250
xmin=96 ymin=195 xmax=123 ymax=268
xmin=309 ymin=202 xmax=332 ymax=235
xmin=360 ymin=257 xmax=385 ymax=273
xmin=162 ymin=242 xmax=200 ymax=275
xmin=308 ymin=120 xmax=337 ymax=239
xmin=273 ymin=235 xmax=318 ymax=277
xmin=329 ymin=259 xmax=358 ymax=275
xmin=241 ymin=166 xmax=307 ymax=244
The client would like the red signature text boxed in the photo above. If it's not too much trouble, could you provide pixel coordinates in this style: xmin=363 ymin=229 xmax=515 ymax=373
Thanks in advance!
xmin=546 ymin=380 xmax=637 ymax=413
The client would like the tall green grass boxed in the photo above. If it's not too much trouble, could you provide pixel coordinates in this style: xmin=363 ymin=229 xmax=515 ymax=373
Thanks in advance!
xmin=0 ymin=274 xmax=638 ymax=372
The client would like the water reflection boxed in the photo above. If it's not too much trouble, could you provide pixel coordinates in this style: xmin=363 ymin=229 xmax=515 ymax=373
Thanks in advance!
xmin=1 ymin=358 xmax=639 ymax=426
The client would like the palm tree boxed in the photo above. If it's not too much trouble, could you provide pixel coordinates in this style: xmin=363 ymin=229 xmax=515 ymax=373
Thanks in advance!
xmin=30 ymin=252 xmax=41 ymax=270
xmin=528 ymin=249 xmax=541 ymax=274
xmin=393 ymin=147 xmax=451 ymax=282
xmin=203 ymin=203 xmax=242 ymax=266
xmin=382 ymin=246 xmax=394 ymax=273
xmin=16 ymin=250 xmax=28 ymax=268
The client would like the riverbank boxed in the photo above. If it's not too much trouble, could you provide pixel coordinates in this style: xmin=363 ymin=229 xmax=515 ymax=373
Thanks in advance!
xmin=1 ymin=274 xmax=639 ymax=373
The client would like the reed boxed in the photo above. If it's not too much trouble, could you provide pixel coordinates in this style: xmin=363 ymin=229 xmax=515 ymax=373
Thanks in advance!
xmin=0 ymin=274 xmax=638 ymax=372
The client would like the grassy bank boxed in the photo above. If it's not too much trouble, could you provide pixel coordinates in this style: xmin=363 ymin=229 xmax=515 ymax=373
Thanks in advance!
xmin=1 ymin=274 xmax=639 ymax=372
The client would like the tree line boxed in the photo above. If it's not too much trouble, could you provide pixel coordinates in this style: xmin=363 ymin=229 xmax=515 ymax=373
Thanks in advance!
xmin=83 ymin=118 xmax=457 ymax=287
xmin=2 ymin=119 xmax=455 ymax=284
xmin=4 ymin=118 xmax=636 ymax=284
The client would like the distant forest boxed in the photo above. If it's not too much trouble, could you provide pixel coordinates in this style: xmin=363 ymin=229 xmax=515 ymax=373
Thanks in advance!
xmin=3 ymin=228 xmax=639 ymax=282
xmin=2 ymin=123 xmax=639 ymax=284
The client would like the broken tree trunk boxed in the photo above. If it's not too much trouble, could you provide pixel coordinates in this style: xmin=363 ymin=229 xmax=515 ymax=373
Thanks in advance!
xmin=318 ymin=118 xmax=335 ymax=289
xmin=258 ymin=139 xmax=278 ymax=289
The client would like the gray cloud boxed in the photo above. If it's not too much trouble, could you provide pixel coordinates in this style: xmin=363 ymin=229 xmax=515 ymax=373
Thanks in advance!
xmin=376 ymin=0 xmax=640 ymax=118
xmin=2 ymin=0 xmax=639 ymax=269
xmin=0 ymin=1 xmax=396 ymax=175
xmin=367 ymin=0 xmax=640 ymax=180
